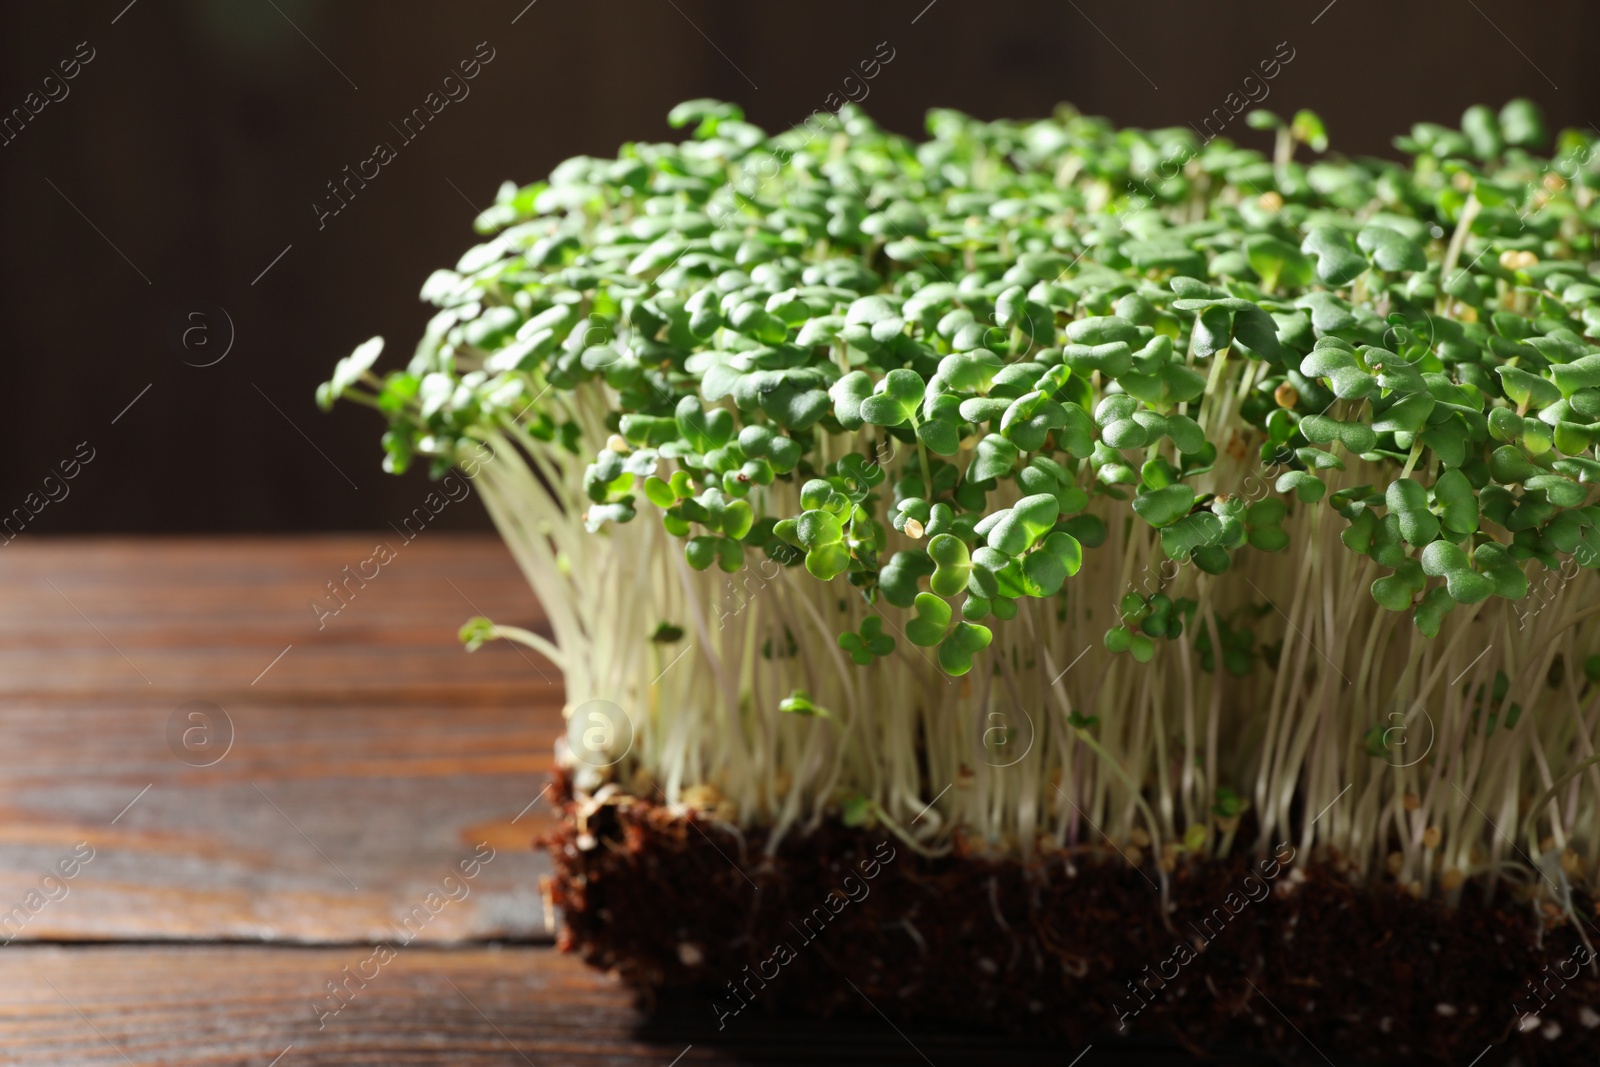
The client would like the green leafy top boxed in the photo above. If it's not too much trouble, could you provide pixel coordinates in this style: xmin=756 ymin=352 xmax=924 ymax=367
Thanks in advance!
xmin=322 ymin=97 xmax=1600 ymax=673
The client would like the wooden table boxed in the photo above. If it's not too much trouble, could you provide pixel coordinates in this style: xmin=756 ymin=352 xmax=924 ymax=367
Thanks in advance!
xmin=0 ymin=537 xmax=1211 ymax=1065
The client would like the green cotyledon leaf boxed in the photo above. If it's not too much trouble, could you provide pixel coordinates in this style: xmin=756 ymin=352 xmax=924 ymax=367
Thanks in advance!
xmin=927 ymin=533 xmax=972 ymax=598
xmin=859 ymin=368 xmax=924 ymax=427
xmin=1245 ymin=234 xmax=1313 ymax=292
xmin=905 ymin=591 xmax=952 ymax=646
xmin=1387 ymin=478 xmax=1440 ymax=545
xmin=1132 ymin=484 xmax=1195 ymax=528
xmin=1300 ymin=226 xmax=1367 ymax=286
xmin=1433 ymin=468 xmax=1479 ymax=535
xmin=983 ymin=494 xmax=1060 ymax=555
xmin=325 ymin=94 xmax=1600 ymax=694
xmin=1299 ymin=414 xmax=1377 ymax=455
xmin=1357 ymin=224 xmax=1426 ymax=272
xmin=968 ymin=434 xmax=1020 ymax=483
xmin=879 ymin=550 xmax=935 ymax=607
xmin=937 ymin=620 xmax=992 ymax=675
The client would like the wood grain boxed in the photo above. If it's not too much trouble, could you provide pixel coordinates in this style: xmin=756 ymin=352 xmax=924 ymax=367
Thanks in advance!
xmin=0 ymin=944 xmax=1165 ymax=1066
xmin=0 ymin=539 xmax=1224 ymax=1064
xmin=0 ymin=535 xmax=559 ymax=701
xmin=0 ymin=536 xmax=564 ymax=943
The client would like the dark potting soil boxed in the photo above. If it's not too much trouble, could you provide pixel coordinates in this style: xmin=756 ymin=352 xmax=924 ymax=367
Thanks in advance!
xmin=540 ymin=778 xmax=1599 ymax=1066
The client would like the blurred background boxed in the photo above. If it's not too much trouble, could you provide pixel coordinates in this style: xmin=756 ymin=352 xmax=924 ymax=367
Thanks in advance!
xmin=4 ymin=0 xmax=1598 ymax=533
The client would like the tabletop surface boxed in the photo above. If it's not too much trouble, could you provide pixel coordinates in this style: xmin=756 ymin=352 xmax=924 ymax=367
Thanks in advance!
xmin=0 ymin=536 xmax=1222 ymax=1065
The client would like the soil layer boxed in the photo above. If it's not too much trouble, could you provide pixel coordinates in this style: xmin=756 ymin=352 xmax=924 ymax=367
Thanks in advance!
xmin=542 ymin=777 xmax=1599 ymax=1065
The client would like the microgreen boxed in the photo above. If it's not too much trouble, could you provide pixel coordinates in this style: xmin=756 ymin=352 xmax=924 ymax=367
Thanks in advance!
xmin=323 ymin=98 xmax=1600 ymax=901
xmin=838 ymin=616 xmax=895 ymax=664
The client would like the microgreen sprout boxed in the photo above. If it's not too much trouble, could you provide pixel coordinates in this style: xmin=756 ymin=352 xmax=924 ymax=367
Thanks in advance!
xmin=324 ymin=98 xmax=1600 ymax=908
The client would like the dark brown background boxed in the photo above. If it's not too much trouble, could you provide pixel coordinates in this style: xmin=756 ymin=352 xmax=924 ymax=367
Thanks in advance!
xmin=4 ymin=0 xmax=1597 ymax=533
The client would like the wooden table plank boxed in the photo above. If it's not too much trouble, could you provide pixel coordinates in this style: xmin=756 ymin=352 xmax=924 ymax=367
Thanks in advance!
xmin=0 ymin=537 xmax=564 ymax=942
xmin=0 ymin=944 xmax=1190 ymax=1066
xmin=0 ymin=540 xmax=1233 ymax=1063
xmin=0 ymin=535 xmax=558 ymax=702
